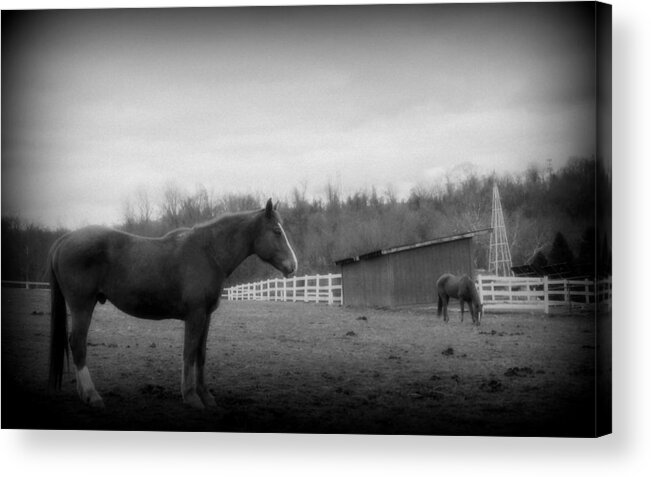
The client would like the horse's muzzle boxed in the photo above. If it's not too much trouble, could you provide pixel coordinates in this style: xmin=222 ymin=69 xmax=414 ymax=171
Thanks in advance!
xmin=281 ymin=259 xmax=297 ymax=278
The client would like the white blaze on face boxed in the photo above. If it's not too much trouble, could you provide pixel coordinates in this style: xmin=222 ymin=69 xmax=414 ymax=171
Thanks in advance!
xmin=277 ymin=221 xmax=298 ymax=272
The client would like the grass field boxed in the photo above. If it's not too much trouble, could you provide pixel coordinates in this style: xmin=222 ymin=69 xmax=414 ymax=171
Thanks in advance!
xmin=1 ymin=288 xmax=607 ymax=436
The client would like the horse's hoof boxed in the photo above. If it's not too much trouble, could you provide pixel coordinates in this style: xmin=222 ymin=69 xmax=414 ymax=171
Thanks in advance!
xmin=200 ymin=392 xmax=217 ymax=408
xmin=81 ymin=389 xmax=104 ymax=409
xmin=85 ymin=393 xmax=105 ymax=409
xmin=89 ymin=397 xmax=105 ymax=409
xmin=183 ymin=393 xmax=205 ymax=410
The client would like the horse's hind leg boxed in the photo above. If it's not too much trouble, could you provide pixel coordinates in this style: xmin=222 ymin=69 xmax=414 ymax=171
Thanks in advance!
xmin=460 ymin=300 xmax=465 ymax=323
xmin=442 ymin=295 xmax=450 ymax=323
xmin=69 ymin=304 xmax=104 ymax=408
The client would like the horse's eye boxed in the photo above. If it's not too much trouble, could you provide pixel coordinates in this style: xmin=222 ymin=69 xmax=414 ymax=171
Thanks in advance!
xmin=273 ymin=228 xmax=282 ymax=236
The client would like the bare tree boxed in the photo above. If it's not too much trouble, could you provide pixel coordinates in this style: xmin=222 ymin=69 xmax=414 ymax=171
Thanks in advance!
xmin=134 ymin=187 xmax=152 ymax=224
xmin=160 ymin=182 xmax=184 ymax=228
xmin=122 ymin=197 xmax=136 ymax=232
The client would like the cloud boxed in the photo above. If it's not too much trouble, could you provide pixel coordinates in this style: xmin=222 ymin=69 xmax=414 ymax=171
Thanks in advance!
xmin=2 ymin=4 xmax=599 ymax=228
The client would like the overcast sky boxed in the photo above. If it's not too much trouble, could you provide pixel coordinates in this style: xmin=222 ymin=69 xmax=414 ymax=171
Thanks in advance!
xmin=2 ymin=3 xmax=598 ymax=229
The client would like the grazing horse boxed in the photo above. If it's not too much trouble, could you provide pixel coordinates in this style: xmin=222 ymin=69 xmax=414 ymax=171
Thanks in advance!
xmin=436 ymin=273 xmax=483 ymax=325
xmin=48 ymin=199 xmax=298 ymax=409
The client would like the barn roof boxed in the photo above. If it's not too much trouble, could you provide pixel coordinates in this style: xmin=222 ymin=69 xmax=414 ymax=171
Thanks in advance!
xmin=334 ymin=228 xmax=492 ymax=266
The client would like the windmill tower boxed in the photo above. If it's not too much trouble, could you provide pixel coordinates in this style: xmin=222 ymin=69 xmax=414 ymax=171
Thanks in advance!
xmin=488 ymin=183 xmax=513 ymax=276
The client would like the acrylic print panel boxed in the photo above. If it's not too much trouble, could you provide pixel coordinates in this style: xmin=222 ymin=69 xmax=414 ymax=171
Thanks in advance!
xmin=1 ymin=2 xmax=611 ymax=436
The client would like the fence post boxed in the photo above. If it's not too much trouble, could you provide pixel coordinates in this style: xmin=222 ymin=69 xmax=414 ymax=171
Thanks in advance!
xmin=292 ymin=277 xmax=297 ymax=303
xmin=476 ymin=275 xmax=482 ymax=305
xmin=564 ymin=279 xmax=570 ymax=310
xmin=543 ymin=276 xmax=549 ymax=314
xmin=328 ymin=274 xmax=333 ymax=305
xmin=339 ymin=274 xmax=344 ymax=306
xmin=585 ymin=279 xmax=590 ymax=304
xmin=512 ymin=277 xmax=516 ymax=303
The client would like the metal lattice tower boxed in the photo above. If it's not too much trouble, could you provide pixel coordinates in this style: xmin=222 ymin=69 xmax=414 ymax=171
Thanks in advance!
xmin=488 ymin=183 xmax=513 ymax=276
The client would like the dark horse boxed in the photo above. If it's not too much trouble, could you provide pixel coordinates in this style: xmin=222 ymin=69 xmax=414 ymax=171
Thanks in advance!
xmin=48 ymin=199 xmax=297 ymax=409
xmin=436 ymin=273 xmax=483 ymax=325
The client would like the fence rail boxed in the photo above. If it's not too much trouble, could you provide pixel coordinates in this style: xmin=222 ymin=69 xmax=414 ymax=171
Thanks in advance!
xmin=1 ymin=280 xmax=50 ymax=289
xmin=223 ymin=273 xmax=343 ymax=305
xmin=3 ymin=274 xmax=612 ymax=314
xmin=477 ymin=275 xmax=612 ymax=313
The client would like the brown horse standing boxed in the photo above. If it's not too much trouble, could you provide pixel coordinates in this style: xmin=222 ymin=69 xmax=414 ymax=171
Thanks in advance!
xmin=48 ymin=199 xmax=297 ymax=409
xmin=436 ymin=273 xmax=483 ymax=325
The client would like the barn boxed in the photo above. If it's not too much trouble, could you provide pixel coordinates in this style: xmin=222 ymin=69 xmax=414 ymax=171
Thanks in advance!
xmin=335 ymin=229 xmax=491 ymax=307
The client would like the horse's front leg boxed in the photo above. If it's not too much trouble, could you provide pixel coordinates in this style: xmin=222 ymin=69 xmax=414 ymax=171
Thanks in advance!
xmin=460 ymin=300 xmax=465 ymax=323
xmin=181 ymin=311 xmax=209 ymax=409
xmin=195 ymin=313 xmax=216 ymax=408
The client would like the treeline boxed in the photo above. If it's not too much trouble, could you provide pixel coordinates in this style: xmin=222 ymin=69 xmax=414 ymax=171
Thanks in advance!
xmin=1 ymin=217 xmax=67 ymax=283
xmin=1 ymin=157 xmax=610 ymax=286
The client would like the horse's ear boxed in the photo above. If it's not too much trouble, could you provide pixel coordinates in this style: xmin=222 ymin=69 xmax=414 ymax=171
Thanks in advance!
xmin=265 ymin=198 xmax=273 ymax=218
xmin=274 ymin=201 xmax=280 ymax=211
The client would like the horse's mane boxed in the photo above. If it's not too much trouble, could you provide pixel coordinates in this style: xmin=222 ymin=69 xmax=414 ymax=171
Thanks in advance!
xmin=161 ymin=227 xmax=192 ymax=239
xmin=192 ymin=208 xmax=266 ymax=231
xmin=463 ymin=275 xmax=481 ymax=303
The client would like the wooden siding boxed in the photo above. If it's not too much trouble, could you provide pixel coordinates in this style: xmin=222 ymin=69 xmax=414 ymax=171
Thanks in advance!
xmin=342 ymin=254 xmax=394 ymax=307
xmin=340 ymin=237 xmax=474 ymax=307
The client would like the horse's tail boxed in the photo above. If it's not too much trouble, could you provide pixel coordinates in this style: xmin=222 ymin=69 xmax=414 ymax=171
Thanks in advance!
xmin=48 ymin=248 xmax=68 ymax=391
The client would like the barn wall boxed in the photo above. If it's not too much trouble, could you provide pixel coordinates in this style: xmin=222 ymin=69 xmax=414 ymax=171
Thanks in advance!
xmin=341 ymin=237 xmax=474 ymax=307
xmin=391 ymin=238 xmax=473 ymax=306
xmin=341 ymin=254 xmax=394 ymax=307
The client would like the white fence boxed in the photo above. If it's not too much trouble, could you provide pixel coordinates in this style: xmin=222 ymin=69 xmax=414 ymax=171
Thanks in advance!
xmin=3 ymin=274 xmax=613 ymax=314
xmin=223 ymin=273 xmax=343 ymax=305
xmin=1 ymin=280 xmax=50 ymax=289
xmin=477 ymin=275 xmax=612 ymax=314
xmin=4 ymin=276 xmax=345 ymax=306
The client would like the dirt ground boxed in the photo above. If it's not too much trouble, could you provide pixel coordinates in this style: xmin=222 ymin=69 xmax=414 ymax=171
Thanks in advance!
xmin=1 ymin=288 xmax=608 ymax=436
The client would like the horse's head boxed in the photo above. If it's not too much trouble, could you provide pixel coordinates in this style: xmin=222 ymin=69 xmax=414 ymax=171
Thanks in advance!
xmin=253 ymin=199 xmax=298 ymax=278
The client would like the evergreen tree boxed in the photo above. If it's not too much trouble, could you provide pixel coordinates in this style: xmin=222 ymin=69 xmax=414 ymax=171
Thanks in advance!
xmin=577 ymin=226 xmax=596 ymax=265
xmin=548 ymin=232 xmax=574 ymax=265
xmin=530 ymin=250 xmax=548 ymax=269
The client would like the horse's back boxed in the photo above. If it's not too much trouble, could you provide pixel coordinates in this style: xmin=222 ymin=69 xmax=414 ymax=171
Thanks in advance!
xmin=51 ymin=226 xmax=178 ymax=298
xmin=437 ymin=273 xmax=459 ymax=295
xmin=458 ymin=275 xmax=473 ymax=287
xmin=51 ymin=226 xmax=110 ymax=270
xmin=53 ymin=226 xmax=183 ymax=264
xmin=436 ymin=273 xmax=455 ymax=288
xmin=438 ymin=273 xmax=477 ymax=297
